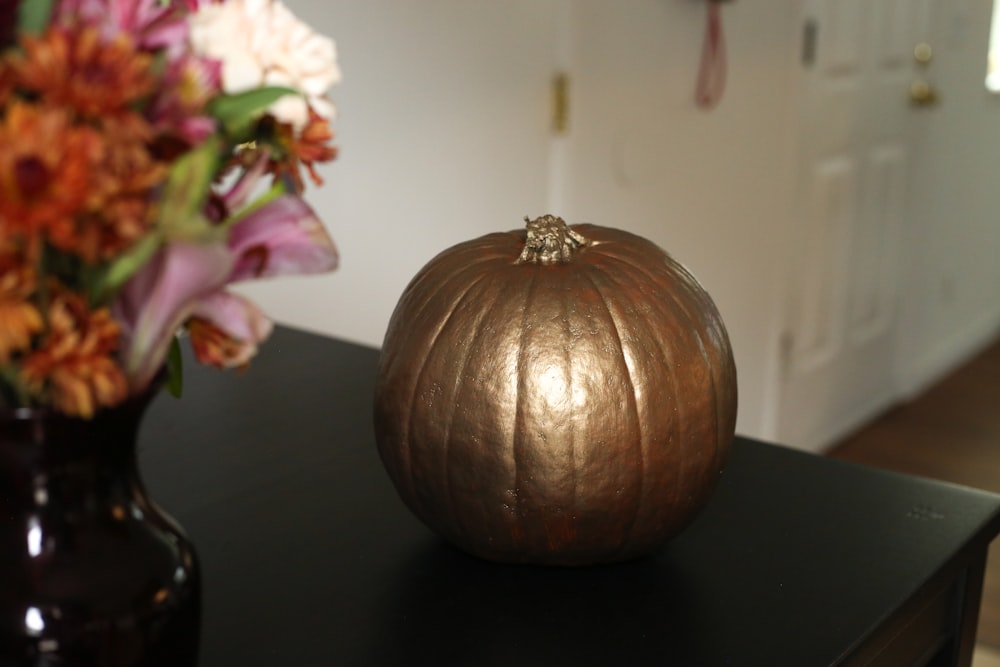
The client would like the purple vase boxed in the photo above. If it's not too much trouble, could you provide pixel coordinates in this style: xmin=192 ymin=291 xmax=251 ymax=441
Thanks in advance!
xmin=0 ymin=384 xmax=200 ymax=666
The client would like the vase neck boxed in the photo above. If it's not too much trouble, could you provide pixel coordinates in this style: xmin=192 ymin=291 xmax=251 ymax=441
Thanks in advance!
xmin=0 ymin=398 xmax=151 ymax=512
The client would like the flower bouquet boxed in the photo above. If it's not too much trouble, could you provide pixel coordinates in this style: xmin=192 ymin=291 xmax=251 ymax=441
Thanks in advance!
xmin=0 ymin=1 xmax=341 ymax=662
xmin=0 ymin=0 xmax=341 ymax=418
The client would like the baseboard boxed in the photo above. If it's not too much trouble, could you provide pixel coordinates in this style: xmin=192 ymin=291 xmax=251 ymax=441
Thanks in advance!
xmin=897 ymin=308 xmax=1000 ymax=401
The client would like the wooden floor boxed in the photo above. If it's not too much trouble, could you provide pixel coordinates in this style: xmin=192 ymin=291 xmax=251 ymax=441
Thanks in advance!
xmin=828 ymin=335 xmax=1000 ymax=649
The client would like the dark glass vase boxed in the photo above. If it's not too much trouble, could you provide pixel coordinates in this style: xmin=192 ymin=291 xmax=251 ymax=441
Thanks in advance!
xmin=0 ymin=385 xmax=200 ymax=666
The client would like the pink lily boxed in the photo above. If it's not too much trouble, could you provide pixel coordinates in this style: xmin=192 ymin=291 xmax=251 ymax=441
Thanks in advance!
xmin=115 ymin=241 xmax=233 ymax=390
xmin=227 ymin=194 xmax=339 ymax=282
xmin=188 ymin=291 xmax=273 ymax=369
xmin=115 ymin=193 xmax=337 ymax=388
xmin=219 ymin=149 xmax=272 ymax=214
xmin=180 ymin=195 xmax=337 ymax=366
xmin=211 ymin=147 xmax=338 ymax=281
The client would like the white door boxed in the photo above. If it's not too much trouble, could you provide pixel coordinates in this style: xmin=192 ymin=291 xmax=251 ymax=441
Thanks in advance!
xmin=777 ymin=0 xmax=938 ymax=451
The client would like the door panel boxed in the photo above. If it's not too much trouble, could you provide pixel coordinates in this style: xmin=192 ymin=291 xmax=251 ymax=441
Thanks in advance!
xmin=874 ymin=0 xmax=912 ymax=66
xmin=792 ymin=159 xmax=856 ymax=373
xmin=779 ymin=0 xmax=937 ymax=451
xmin=849 ymin=146 xmax=904 ymax=344
xmin=820 ymin=0 xmax=864 ymax=75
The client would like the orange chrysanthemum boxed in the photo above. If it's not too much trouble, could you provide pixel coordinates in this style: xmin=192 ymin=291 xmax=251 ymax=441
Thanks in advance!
xmin=20 ymin=285 xmax=128 ymax=418
xmin=0 ymin=245 xmax=42 ymax=363
xmin=95 ymin=114 xmax=166 ymax=247
xmin=0 ymin=101 xmax=102 ymax=246
xmin=57 ymin=114 xmax=166 ymax=262
xmin=9 ymin=26 xmax=155 ymax=118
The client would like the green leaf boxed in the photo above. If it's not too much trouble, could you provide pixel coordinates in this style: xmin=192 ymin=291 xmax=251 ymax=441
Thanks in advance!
xmin=208 ymin=87 xmax=298 ymax=139
xmin=93 ymin=232 xmax=162 ymax=302
xmin=18 ymin=0 xmax=56 ymax=36
xmin=166 ymin=337 xmax=184 ymax=398
xmin=158 ymin=136 xmax=223 ymax=241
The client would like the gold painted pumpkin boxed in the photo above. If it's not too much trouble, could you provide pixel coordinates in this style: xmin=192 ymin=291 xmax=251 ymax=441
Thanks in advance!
xmin=374 ymin=215 xmax=737 ymax=565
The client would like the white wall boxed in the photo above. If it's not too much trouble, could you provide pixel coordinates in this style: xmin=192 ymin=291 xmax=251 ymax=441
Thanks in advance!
xmin=240 ymin=0 xmax=560 ymax=347
xmin=552 ymin=1 xmax=800 ymax=438
xmin=241 ymin=0 xmax=999 ymax=444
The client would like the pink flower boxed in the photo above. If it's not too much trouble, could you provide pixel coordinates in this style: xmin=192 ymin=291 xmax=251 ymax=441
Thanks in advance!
xmin=54 ymin=0 xmax=190 ymax=54
xmin=219 ymin=148 xmax=271 ymax=213
xmin=188 ymin=291 xmax=273 ymax=369
xmin=227 ymin=195 xmax=339 ymax=282
xmin=215 ymin=151 xmax=340 ymax=280
xmin=115 ymin=192 xmax=336 ymax=387
xmin=188 ymin=194 xmax=338 ymax=369
xmin=149 ymin=53 xmax=222 ymax=144
xmin=115 ymin=241 xmax=233 ymax=389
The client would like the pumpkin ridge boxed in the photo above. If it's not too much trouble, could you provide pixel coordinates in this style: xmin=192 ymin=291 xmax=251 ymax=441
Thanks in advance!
xmin=438 ymin=271 xmax=509 ymax=548
xmin=511 ymin=267 xmax=542 ymax=551
xmin=666 ymin=261 xmax=737 ymax=473
xmin=603 ymin=253 xmax=701 ymax=540
xmin=646 ymin=267 xmax=729 ymax=492
xmin=382 ymin=250 xmax=501 ymax=383
xmin=596 ymin=248 xmax=732 ymax=509
xmin=406 ymin=236 xmax=517 ymax=293
xmin=402 ymin=268 xmax=495 ymax=521
xmin=382 ymin=257 xmax=479 ymax=502
xmin=558 ymin=288 xmax=578 ymax=545
xmin=587 ymin=262 xmax=690 ymax=547
xmin=579 ymin=267 xmax=646 ymax=553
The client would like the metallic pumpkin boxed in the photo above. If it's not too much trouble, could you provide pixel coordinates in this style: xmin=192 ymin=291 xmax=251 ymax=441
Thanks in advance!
xmin=374 ymin=216 xmax=737 ymax=565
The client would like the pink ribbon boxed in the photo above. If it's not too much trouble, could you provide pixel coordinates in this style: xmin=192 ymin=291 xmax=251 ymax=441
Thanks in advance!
xmin=695 ymin=2 xmax=727 ymax=110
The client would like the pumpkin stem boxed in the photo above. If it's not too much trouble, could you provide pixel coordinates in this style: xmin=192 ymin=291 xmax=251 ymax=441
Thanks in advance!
xmin=515 ymin=215 xmax=589 ymax=265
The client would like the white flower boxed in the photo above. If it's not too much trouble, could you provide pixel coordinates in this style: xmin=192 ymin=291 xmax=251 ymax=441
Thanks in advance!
xmin=188 ymin=0 xmax=340 ymax=130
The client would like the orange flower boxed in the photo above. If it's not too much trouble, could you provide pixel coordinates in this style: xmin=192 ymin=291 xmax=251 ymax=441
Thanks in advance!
xmin=63 ymin=114 xmax=166 ymax=262
xmin=0 ymin=101 xmax=102 ymax=247
xmin=270 ymin=108 xmax=338 ymax=192
xmin=187 ymin=316 xmax=253 ymax=370
xmin=0 ymin=300 xmax=42 ymax=364
xmin=96 ymin=114 xmax=166 ymax=252
xmin=0 ymin=245 xmax=42 ymax=363
xmin=9 ymin=26 xmax=155 ymax=119
xmin=20 ymin=285 xmax=128 ymax=418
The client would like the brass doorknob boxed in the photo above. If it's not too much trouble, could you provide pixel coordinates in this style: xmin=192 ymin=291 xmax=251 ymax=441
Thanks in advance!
xmin=910 ymin=80 xmax=939 ymax=107
xmin=914 ymin=42 xmax=933 ymax=66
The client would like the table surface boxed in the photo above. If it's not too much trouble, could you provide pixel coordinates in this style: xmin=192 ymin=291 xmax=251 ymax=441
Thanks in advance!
xmin=138 ymin=326 xmax=1000 ymax=667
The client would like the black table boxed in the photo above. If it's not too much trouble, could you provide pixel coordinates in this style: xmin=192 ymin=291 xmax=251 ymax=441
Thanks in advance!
xmin=139 ymin=326 xmax=1000 ymax=666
